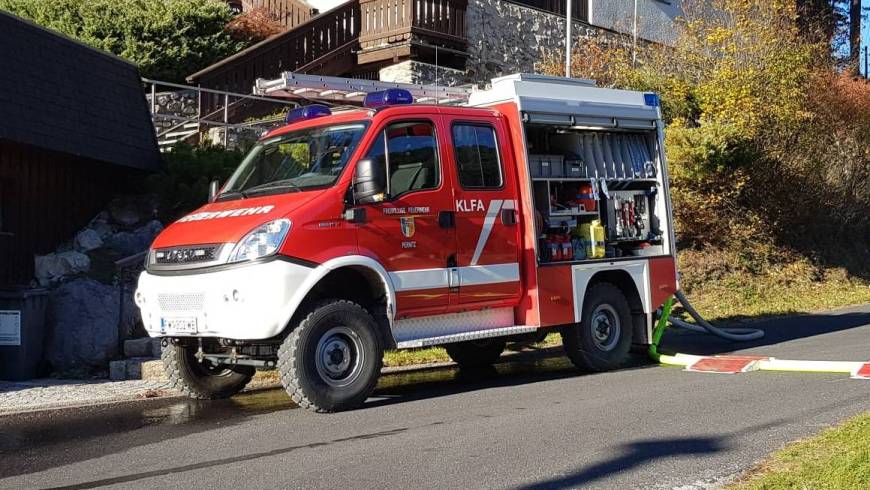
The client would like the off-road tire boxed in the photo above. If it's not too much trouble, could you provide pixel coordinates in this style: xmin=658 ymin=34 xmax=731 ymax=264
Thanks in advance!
xmin=277 ymin=299 xmax=383 ymax=412
xmin=162 ymin=342 xmax=255 ymax=400
xmin=561 ymin=282 xmax=633 ymax=372
xmin=444 ymin=339 xmax=507 ymax=368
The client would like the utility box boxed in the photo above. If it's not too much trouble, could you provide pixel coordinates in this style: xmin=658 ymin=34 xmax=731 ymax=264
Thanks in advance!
xmin=0 ymin=288 xmax=49 ymax=381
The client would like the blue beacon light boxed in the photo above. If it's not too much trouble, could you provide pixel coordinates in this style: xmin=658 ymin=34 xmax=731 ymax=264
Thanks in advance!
xmin=285 ymin=104 xmax=332 ymax=124
xmin=643 ymin=93 xmax=661 ymax=107
xmin=363 ymin=89 xmax=414 ymax=108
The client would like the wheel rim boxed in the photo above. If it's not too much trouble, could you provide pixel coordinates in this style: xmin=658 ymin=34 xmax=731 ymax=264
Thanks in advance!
xmin=315 ymin=326 xmax=364 ymax=388
xmin=590 ymin=304 xmax=621 ymax=352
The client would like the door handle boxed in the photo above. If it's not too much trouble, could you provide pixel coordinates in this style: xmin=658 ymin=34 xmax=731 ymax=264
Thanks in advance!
xmin=501 ymin=208 xmax=517 ymax=225
xmin=438 ymin=210 xmax=455 ymax=229
xmin=343 ymin=207 xmax=366 ymax=224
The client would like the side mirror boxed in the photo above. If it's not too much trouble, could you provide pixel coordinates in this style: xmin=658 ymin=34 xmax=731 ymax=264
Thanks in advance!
xmin=208 ymin=179 xmax=220 ymax=203
xmin=352 ymin=158 xmax=386 ymax=204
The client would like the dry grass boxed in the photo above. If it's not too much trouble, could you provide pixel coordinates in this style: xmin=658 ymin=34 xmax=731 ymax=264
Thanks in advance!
xmin=679 ymin=248 xmax=870 ymax=322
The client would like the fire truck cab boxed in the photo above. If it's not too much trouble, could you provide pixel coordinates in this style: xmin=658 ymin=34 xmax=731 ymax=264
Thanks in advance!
xmin=135 ymin=73 xmax=678 ymax=411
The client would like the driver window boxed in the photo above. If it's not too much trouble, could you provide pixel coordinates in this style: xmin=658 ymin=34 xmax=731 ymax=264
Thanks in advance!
xmin=364 ymin=121 xmax=439 ymax=199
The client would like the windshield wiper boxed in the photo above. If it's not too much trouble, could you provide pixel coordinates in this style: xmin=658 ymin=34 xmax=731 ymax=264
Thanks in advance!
xmin=242 ymin=179 xmax=303 ymax=197
xmin=214 ymin=191 xmax=246 ymax=202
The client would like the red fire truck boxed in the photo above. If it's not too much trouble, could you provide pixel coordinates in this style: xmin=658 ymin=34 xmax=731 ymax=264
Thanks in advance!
xmin=135 ymin=73 xmax=678 ymax=412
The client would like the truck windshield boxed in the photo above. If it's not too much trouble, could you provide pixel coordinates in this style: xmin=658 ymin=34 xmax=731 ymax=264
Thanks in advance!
xmin=219 ymin=123 xmax=368 ymax=199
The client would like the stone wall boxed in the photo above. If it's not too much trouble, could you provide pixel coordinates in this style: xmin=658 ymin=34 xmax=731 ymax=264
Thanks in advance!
xmin=588 ymin=0 xmax=681 ymax=46
xmin=464 ymin=0 xmax=605 ymax=85
xmin=145 ymin=90 xmax=198 ymax=133
xmin=379 ymin=61 xmax=468 ymax=87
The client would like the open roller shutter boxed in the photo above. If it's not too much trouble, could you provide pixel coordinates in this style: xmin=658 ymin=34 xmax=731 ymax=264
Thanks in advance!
xmin=557 ymin=131 xmax=657 ymax=180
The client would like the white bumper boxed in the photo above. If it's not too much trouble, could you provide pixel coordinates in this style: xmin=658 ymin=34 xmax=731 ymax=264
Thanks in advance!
xmin=135 ymin=259 xmax=314 ymax=340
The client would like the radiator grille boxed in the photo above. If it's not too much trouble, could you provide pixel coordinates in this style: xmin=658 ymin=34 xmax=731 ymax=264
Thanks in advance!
xmin=157 ymin=293 xmax=205 ymax=312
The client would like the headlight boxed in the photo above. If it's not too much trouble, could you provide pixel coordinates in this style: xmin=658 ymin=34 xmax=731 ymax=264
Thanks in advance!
xmin=228 ymin=219 xmax=291 ymax=263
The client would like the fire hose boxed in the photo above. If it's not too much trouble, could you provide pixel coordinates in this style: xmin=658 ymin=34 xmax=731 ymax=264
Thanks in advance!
xmin=649 ymin=291 xmax=764 ymax=361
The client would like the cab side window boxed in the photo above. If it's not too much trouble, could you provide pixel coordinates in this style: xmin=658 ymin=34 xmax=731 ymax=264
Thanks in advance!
xmin=452 ymin=124 xmax=503 ymax=189
xmin=364 ymin=121 xmax=439 ymax=199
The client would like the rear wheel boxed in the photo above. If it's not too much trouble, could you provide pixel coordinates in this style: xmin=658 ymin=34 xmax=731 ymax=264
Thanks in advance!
xmin=561 ymin=282 xmax=633 ymax=372
xmin=277 ymin=299 xmax=383 ymax=412
xmin=445 ymin=339 xmax=506 ymax=368
xmin=162 ymin=342 xmax=255 ymax=400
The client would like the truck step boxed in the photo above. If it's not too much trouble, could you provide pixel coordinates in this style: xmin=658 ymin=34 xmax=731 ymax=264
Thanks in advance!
xmin=396 ymin=325 xmax=538 ymax=349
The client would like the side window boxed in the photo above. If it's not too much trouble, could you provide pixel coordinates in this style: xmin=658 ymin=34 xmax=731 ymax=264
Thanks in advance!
xmin=452 ymin=124 xmax=503 ymax=189
xmin=364 ymin=121 xmax=439 ymax=199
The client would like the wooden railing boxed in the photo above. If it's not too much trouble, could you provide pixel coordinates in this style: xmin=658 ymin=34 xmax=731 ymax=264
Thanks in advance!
xmin=190 ymin=1 xmax=360 ymax=114
xmin=507 ymin=0 xmax=589 ymax=22
xmin=241 ymin=0 xmax=315 ymax=30
xmin=359 ymin=0 xmax=467 ymax=52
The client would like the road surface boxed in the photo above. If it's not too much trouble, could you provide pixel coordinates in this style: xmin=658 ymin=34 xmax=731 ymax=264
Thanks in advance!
xmin=1 ymin=305 xmax=869 ymax=489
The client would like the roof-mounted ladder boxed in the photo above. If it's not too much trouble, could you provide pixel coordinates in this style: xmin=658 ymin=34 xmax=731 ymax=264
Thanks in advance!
xmin=254 ymin=72 xmax=475 ymax=106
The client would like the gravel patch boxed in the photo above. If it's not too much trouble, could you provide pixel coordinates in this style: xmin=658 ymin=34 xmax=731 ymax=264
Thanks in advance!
xmin=0 ymin=379 xmax=176 ymax=415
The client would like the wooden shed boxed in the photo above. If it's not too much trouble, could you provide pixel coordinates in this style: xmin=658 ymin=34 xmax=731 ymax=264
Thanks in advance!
xmin=0 ymin=12 xmax=161 ymax=287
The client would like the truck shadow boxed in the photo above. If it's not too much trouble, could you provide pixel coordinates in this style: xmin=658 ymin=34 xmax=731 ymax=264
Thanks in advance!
xmin=659 ymin=309 xmax=870 ymax=357
xmin=365 ymin=307 xmax=870 ymax=409
xmin=365 ymin=355 xmax=654 ymax=410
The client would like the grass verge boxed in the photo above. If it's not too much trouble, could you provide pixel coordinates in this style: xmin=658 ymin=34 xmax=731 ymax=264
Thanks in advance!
xmin=729 ymin=412 xmax=870 ymax=489
xmin=678 ymin=250 xmax=870 ymax=322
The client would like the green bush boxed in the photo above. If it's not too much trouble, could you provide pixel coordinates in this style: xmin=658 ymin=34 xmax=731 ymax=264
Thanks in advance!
xmin=0 ymin=0 xmax=245 ymax=82
xmin=147 ymin=144 xmax=243 ymax=221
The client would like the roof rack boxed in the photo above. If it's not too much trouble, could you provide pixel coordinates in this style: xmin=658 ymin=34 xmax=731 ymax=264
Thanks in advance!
xmin=254 ymin=72 xmax=475 ymax=106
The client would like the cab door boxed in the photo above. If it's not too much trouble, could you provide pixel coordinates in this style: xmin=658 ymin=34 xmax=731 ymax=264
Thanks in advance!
xmin=444 ymin=116 xmax=522 ymax=307
xmin=354 ymin=116 xmax=457 ymax=318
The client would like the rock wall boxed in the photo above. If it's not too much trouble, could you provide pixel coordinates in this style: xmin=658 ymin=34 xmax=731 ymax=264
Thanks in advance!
xmin=146 ymin=90 xmax=198 ymax=133
xmin=379 ymin=61 xmax=468 ymax=87
xmin=36 ymin=196 xmax=162 ymax=373
xmin=588 ymin=0 xmax=681 ymax=46
xmin=464 ymin=0 xmax=604 ymax=84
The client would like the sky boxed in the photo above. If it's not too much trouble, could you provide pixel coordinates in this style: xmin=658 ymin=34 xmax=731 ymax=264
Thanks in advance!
xmin=863 ymin=0 xmax=869 ymax=76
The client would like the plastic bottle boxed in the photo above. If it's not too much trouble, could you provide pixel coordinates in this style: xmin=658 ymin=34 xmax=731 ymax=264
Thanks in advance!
xmin=578 ymin=220 xmax=606 ymax=259
xmin=549 ymin=237 xmax=561 ymax=261
xmin=562 ymin=234 xmax=573 ymax=260
xmin=591 ymin=220 xmax=606 ymax=258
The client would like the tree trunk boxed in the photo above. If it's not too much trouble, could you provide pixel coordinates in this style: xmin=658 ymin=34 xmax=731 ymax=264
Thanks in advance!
xmin=850 ymin=0 xmax=862 ymax=75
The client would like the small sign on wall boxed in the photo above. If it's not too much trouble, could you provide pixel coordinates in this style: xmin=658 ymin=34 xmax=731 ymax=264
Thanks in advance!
xmin=0 ymin=310 xmax=21 ymax=346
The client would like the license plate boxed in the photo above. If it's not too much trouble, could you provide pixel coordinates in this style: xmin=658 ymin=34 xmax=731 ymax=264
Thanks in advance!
xmin=160 ymin=317 xmax=198 ymax=334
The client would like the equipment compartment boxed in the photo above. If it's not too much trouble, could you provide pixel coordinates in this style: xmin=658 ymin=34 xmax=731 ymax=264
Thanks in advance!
xmin=525 ymin=124 xmax=668 ymax=264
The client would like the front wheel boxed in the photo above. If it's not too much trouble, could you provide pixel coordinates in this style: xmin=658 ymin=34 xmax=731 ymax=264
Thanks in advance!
xmin=561 ymin=282 xmax=633 ymax=372
xmin=162 ymin=342 xmax=255 ymax=400
xmin=277 ymin=299 xmax=383 ymax=412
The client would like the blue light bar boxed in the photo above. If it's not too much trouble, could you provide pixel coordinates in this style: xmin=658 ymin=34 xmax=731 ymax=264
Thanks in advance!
xmin=363 ymin=89 xmax=414 ymax=108
xmin=643 ymin=93 xmax=660 ymax=107
xmin=286 ymin=104 xmax=331 ymax=124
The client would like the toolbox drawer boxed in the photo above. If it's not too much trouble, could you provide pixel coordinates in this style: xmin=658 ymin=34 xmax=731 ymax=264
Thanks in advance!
xmin=529 ymin=154 xmax=564 ymax=178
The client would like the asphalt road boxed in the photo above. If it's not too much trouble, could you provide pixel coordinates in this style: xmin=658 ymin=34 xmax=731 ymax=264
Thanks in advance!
xmin=1 ymin=305 xmax=869 ymax=490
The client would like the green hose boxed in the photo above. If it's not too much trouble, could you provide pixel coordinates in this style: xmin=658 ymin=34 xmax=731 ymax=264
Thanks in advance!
xmin=649 ymin=292 xmax=763 ymax=363
xmin=648 ymin=296 xmax=675 ymax=362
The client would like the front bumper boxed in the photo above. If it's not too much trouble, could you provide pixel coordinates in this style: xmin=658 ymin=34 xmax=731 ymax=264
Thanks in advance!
xmin=135 ymin=258 xmax=314 ymax=340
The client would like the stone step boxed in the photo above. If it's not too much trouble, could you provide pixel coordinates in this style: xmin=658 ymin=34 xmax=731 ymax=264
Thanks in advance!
xmin=109 ymin=357 xmax=161 ymax=381
xmin=141 ymin=358 xmax=167 ymax=381
xmin=123 ymin=337 xmax=161 ymax=358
